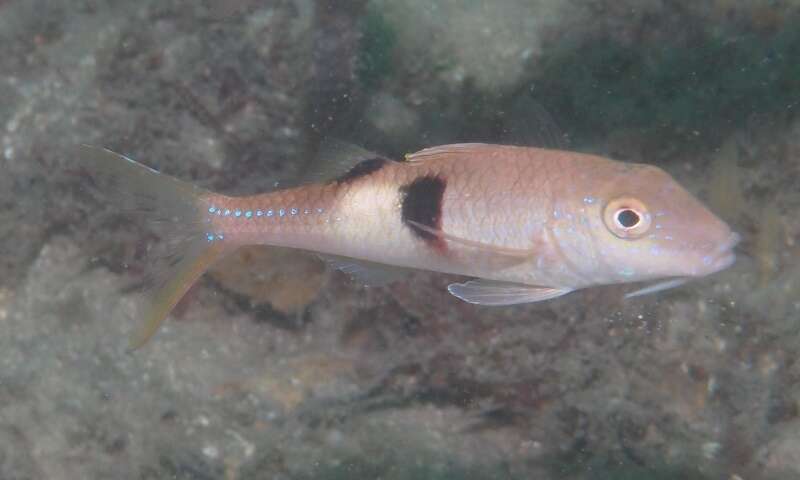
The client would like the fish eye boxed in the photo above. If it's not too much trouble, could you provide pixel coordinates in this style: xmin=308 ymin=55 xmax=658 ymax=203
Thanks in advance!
xmin=604 ymin=197 xmax=651 ymax=239
xmin=616 ymin=209 xmax=640 ymax=228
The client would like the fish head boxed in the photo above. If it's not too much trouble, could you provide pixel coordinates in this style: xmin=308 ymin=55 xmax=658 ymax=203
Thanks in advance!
xmin=577 ymin=162 xmax=739 ymax=284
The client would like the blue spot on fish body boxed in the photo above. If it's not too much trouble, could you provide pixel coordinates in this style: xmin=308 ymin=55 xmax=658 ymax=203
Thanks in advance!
xmin=267 ymin=210 xmax=274 ymax=217
xmin=234 ymin=210 xmax=242 ymax=217
xmin=618 ymin=267 xmax=636 ymax=277
xmin=206 ymin=233 xmax=215 ymax=242
xmin=256 ymin=210 xmax=263 ymax=217
xmin=245 ymin=211 xmax=253 ymax=218
xmin=224 ymin=209 xmax=231 ymax=216
xmin=208 ymin=207 xmax=216 ymax=214
xmin=279 ymin=209 xmax=285 ymax=217
xmin=583 ymin=196 xmax=596 ymax=204
xmin=217 ymin=234 xmax=224 ymax=240
xmin=290 ymin=208 xmax=298 ymax=215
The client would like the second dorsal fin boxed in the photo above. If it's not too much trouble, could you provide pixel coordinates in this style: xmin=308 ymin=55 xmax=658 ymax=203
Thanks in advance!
xmin=303 ymin=138 xmax=388 ymax=183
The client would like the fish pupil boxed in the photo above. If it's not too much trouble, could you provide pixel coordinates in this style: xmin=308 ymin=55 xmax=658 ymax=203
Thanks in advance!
xmin=617 ymin=209 xmax=640 ymax=228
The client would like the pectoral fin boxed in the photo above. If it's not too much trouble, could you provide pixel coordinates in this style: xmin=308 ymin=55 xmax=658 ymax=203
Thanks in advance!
xmin=447 ymin=279 xmax=572 ymax=306
xmin=406 ymin=220 xmax=534 ymax=270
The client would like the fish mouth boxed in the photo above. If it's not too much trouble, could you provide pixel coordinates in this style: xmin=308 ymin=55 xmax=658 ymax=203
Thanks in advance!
xmin=706 ymin=232 xmax=741 ymax=273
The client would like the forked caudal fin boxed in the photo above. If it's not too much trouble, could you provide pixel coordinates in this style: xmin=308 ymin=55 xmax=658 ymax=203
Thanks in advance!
xmin=76 ymin=145 xmax=229 ymax=350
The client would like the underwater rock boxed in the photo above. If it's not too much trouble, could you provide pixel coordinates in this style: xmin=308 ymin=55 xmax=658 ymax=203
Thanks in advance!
xmin=209 ymin=246 xmax=327 ymax=316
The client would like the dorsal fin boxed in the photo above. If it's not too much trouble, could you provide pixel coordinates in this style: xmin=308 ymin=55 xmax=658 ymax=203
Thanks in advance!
xmin=405 ymin=101 xmax=569 ymax=163
xmin=405 ymin=143 xmax=503 ymax=163
xmin=500 ymin=96 xmax=569 ymax=150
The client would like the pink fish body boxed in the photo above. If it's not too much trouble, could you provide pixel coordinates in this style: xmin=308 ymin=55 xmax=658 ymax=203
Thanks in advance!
xmin=77 ymin=143 xmax=738 ymax=347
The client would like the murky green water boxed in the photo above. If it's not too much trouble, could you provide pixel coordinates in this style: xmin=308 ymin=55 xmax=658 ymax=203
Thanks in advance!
xmin=0 ymin=1 xmax=798 ymax=478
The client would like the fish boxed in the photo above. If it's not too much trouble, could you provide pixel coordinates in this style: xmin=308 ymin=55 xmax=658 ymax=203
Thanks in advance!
xmin=75 ymin=142 xmax=739 ymax=349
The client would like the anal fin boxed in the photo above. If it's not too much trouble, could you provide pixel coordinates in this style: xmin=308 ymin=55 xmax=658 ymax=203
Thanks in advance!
xmin=448 ymin=279 xmax=572 ymax=306
xmin=320 ymin=254 xmax=409 ymax=286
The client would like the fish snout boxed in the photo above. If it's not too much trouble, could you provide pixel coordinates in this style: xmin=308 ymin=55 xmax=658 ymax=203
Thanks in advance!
xmin=702 ymin=231 xmax=740 ymax=275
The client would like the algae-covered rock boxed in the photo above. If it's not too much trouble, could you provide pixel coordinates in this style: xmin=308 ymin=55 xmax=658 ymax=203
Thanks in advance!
xmin=209 ymin=246 xmax=327 ymax=316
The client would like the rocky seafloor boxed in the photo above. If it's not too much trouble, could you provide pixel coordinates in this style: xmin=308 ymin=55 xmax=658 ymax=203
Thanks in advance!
xmin=1 ymin=1 xmax=799 ymax=479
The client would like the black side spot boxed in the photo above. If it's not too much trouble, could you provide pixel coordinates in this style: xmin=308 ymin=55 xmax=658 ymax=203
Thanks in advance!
xmin=400 ymin=175 xmax=447 ymax=244
xmin=334 ymin=157 xmax=389 ymax=184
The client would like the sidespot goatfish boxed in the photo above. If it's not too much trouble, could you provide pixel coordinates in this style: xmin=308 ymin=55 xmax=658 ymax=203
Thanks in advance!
xmin=77 ymin=143 xmax=739 ymax=348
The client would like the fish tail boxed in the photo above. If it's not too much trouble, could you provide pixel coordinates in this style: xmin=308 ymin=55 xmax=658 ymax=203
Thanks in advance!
xmin=76 ymin=145 xmax=229 ymax=350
